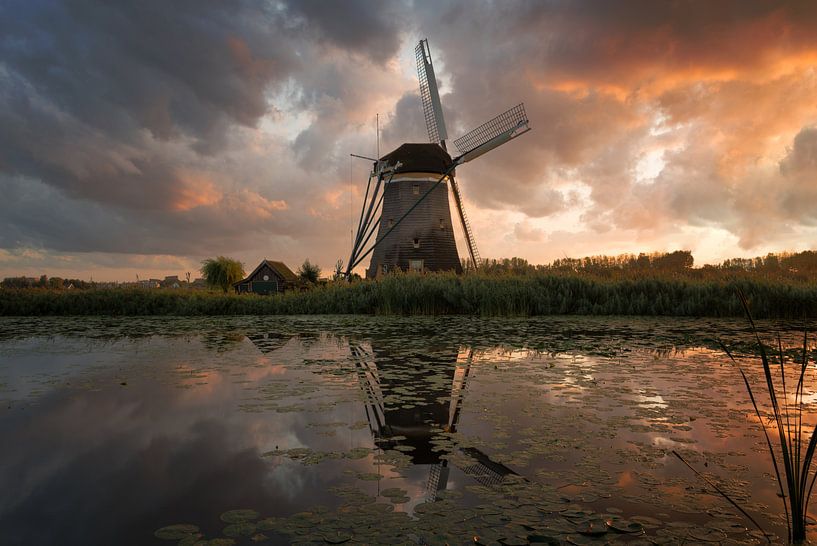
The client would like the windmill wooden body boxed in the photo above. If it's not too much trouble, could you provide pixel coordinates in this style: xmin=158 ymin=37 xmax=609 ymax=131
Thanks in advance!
xmin=346 ymin=39 xmax=531 ymax=278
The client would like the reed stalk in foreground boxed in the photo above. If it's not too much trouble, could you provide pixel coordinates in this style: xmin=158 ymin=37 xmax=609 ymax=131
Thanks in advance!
xmin=718 ymin=291 xmax=817 ymax=543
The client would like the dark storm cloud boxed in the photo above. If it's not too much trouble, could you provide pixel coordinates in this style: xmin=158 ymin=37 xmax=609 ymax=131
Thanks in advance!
xmin=3 ymin=0 xmax=817 ymax=275
xmin=282 ymin=0 xmax=402 ymax=63
xmin=0 ymin=0 xmax=295 ymax=150
xmin=778 ymin=127 xmax=817 ymax=224
xmin=0 ymin=0 xmax=406 ymax=262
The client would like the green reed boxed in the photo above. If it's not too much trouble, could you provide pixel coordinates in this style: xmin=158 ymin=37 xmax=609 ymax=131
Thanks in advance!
xmin=719 ymin=292 xmax=817 ymax=543
xmin=1 ymin=272 xmax=817 ymax=317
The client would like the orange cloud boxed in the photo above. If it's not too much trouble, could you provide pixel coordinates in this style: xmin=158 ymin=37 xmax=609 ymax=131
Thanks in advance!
xmin=172 ymin=170 xmax=223 ymax=211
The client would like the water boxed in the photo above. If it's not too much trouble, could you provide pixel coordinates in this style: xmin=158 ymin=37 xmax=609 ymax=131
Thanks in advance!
xmin=1 ymin=315 xmax=815 ymax=545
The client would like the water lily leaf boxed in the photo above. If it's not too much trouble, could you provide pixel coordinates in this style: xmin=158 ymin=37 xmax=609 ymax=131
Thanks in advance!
xmin=223 ymin=522 xmax=258 ymax=537
xmin=498 ymin=537 xmax=528 ymax=545
xmin=322 ymin=531 xmax=352 ymax=543
xmin=527 ymin=534 xmax=560 ymax=544
xmin=687 ymin=527 xmax=727 ymax=542
xmin=154 ymin=524 xmax=200 ymax=540
xmin=380 ymin=488 xmax=407 ymax=498
xmin=206 ymin=540 xmax=236 ymax=546
xmin=575 ymin=519 xmax=608 ymax=536
xmin=220 ymin=509 xmax=260 ymax=523
xmin=256 ymin=517 xmax=283 ymax=531
xmin=606 ymin=519 xmax=644 ymax=534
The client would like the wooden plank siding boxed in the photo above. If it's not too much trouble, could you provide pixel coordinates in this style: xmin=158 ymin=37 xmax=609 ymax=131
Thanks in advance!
xmin=234 ymin=260 xmax=297 ymax=294
xmin=366 ymin=173 xmax=462 ymax=277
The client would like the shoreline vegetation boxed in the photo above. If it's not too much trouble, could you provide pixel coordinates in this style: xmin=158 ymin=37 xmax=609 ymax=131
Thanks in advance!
xmin=4 ymin=252 xmax=817 ymax=318
xmin=2 ymin=270 xmax=816 ymax=318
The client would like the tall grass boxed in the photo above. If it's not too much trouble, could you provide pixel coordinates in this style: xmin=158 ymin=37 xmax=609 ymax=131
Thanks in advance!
xmin=716 ymin=292 xmax=817 ymax=543
xmin=1 ymin=272 xmax=817 ymax=317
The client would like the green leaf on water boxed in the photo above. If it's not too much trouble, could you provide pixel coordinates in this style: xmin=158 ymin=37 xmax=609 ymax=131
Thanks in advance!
xmin=154 ymin=524 xmax=200 ymax=540
xmin=223 ymin=522 xmax=258 ymax=537
xmin=606 ymin=519 xmax=644 ymax=534
xmin=220 ymin=509 xmax=260 ymax=523
xmin=527 ymin=534 xmax=560 ymax=544
xmin=322 ymin=531 xmax=352 ymax=543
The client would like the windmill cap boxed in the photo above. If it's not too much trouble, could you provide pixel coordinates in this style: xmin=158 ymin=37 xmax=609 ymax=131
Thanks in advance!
xmin=379 ymin=143 xmax=453 ymax=175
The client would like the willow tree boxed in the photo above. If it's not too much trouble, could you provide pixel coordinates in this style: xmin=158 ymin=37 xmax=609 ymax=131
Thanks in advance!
xmin=200 ymin=256 xmax=245 ymax=293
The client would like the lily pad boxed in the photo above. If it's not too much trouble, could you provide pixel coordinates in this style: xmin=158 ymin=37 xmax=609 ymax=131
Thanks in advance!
xmin=527 ymin=534 xmax=560 ymax=544
xmin=220 ymin=509 xmax=260 ymax=523
xmin=606 ymin=519 xmax=644 ymax=534
xmin=322 ymin=531 xmax=352 ymax=543
xmin=687 ymin=527 xmax=727 ymax=542
xmin=575 ymin=519 xmax=608 ymax=536
xmin=223 ymin=522 xmax=258 ymax=537
xmin=154 ymin=524 xmax=200 ymax=540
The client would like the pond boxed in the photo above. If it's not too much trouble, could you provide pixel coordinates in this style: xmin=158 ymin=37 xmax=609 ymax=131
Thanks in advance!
xmin=1 ymin=315 xmax=816 ymax=545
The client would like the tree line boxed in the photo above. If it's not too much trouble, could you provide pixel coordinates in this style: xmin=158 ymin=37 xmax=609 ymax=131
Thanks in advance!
xmin=476 ymin=250 xmax=817 ymax=281
xmin=1 ymin=275 xmax=92 ymax=289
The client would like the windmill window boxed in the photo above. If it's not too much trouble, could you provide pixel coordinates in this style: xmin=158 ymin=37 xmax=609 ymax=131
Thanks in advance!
xmin=409 ymin=259 xmax=423 ymax=272
xmin=413 ymin=238 xmax=420 ymax=248
xmin=439 ymin=219 xmax=445 ymax=229
xmin=387 ymin=218 xmax=394 ymax=227
xmin=381 ymin=264 xmax=388 ymax=274
xmin=412 ymin=184 xmax=420 ymax=195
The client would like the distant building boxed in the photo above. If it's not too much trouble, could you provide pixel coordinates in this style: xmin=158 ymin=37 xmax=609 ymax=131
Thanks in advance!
xmin=162 ymin=275 xmax=180 ymax=288
xmin=233 ymin=260 xmax=297 ymax=295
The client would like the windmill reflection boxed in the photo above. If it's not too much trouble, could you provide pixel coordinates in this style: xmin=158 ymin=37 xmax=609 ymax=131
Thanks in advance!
xmin=349 ymin=342 xmax=516 ymax=500
xmin=244 ymin=331 xmax=516 ymax=500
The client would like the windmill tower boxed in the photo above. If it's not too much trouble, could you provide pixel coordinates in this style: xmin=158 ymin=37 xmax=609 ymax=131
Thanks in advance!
xmin=346 ymin=39 xmax=531 ymax=278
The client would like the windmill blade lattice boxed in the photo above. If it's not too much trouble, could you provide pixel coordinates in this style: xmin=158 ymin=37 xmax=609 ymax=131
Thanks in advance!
xmin=454 ymin=103 xmax=529 ymax=155
xmin=416 ymin=39 xmax=448 ymax=144
xmin=448 ymin=175 xmax=481 ymax=268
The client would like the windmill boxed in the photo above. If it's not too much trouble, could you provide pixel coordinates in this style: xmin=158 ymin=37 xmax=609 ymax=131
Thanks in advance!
xmin=348 ymin=341 xmax=518 ymax=501
xmin=345 ymin=39 xmax=531 ymax=278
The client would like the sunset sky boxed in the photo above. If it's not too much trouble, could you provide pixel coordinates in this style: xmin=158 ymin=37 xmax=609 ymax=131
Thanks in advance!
xmin=2 ymin=0 xmax=817 ymax=281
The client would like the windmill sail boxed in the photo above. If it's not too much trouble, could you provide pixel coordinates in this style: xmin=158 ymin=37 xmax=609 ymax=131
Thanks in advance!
xmin=448 ymin=175 xmax=481 ymax=268
xmin=416 ymin=39 xmax=448 ymax=145
xmin=453 ymin=103 xmax=530 ymax=164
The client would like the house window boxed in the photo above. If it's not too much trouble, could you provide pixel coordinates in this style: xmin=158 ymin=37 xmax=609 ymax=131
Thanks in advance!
xmin=412 ymin=238 xmax=420 ymax=248
xmin=387 ymin=218 xmax=394 ymax=227
xmin=409 ymin=259 xmax=423 ymax=272
xmin=262 ymin=274 xmax=269 ymax=281
xmin=439 ymin=219 xmax=445 ymax=229
xmin=412 ymin=184 xmax=420 ymax=195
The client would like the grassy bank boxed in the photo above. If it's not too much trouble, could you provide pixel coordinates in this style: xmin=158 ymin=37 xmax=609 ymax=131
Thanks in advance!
xmin=1 ymin=272 xmax=816 ymax=318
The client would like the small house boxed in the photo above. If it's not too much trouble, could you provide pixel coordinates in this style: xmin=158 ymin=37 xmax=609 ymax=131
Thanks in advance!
xmin=233 ymin=260 xmax=297 ymax=295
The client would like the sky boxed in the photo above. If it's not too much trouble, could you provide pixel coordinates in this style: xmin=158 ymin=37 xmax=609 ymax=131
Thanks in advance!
xmin=1 ymin=0 xmax=817 ymax=281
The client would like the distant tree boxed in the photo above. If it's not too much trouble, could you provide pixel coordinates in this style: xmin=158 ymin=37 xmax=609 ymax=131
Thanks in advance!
xmin=200 ymin=256 xmax=245 ymax=293
xmin=297 ymin=259 xmax=321 ymax=284
xmin=332 ymin=259 xmax=345 ymax=281
xmin=653 ymin=250 xmax=693 ymax=271
xmin=48 ymin=277 xmax=64 ymax=289
xmin=1 ymin=277 xmax=32 ymax=289
xmin=38 ymin=274 xmax=48 ymax=288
